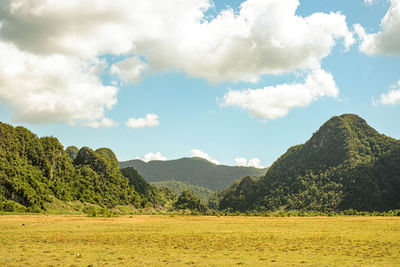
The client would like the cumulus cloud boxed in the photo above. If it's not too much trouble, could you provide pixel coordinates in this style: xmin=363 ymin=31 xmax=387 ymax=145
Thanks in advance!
xmin=138 ymin=0 xmax=354 ymax=82
xmin=85 ymin=118 xmax=117 ymax=128
xmin=234 ymin=157 xmax=248 ymax=167
xmin=111 ymin=57 xmax=148 ymax=83
xmin=356 ymin=0 xmax=400 ymax=55
xmin=234 ymin=157 xmax=264 ymax=168
xmin=220 ymin=69 xmax=338 ymax=120
xmin=0 ymin=0 xmax=354 ymax=123
xmin=136 ymin=152 xmax=167 ymax=162
xmin=0 ymin=42 xmax=117 ymax=123
xmin=191 ymin=149 xmax=220 ymax=165
xmin=126 ymin=114 xmax=159 ymax=128
xmin=375 ymin=81 xmax=400 ymax=105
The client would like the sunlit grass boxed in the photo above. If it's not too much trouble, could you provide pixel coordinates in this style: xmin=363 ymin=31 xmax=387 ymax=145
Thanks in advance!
xmin=0 ymin=215 xmax=399 ymax=266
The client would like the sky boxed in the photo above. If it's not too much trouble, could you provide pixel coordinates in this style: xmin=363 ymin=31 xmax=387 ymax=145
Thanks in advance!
xmin=0 ymin=0 xmax=399 ymax=168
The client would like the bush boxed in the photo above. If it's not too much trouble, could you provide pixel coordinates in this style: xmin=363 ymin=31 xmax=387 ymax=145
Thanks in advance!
xmin=0 ymin=200 xmax=27 ymax=213
xmin=83 ymin=206 xmax=98 ymax=217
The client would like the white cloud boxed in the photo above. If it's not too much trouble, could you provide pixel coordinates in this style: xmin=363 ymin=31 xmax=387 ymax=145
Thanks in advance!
xmin=111 ymin=57 xmax=148 ymax=83
xmin=85 ymin=118 xmax=117 ymax=128
xmin=376 ymin=81 xmax=400 ymax=105
xmin=356 ymin=0 xmax=400 ymax=55
xmin=234 ymin=157 xmax=248 ymax=167
xmin=0 ymin=0 xmax=353 ymax=82
xmin=136 ymin=152 xmax=167 ymax=162
xmin=138 ymin=0 xmax=354 ymax=82
xmin=0 ymin=42 xmax=117 ymax=124
xmin=126 ymin=114 xmax=159 ymax=128
xmin=143 ymin=152 xmax=167 ymax=162
xmin=248 ymin=158 xmax=263 ymax=168
xmin=220 ymin=69 xmax=338 ymax=120
xmin=191 ymin=149 xmax=220 ymax=165
xmin=234 ymin=157 xmax=264 ymax=168
xmin=0 ymin=0 xmax=354 ymax=123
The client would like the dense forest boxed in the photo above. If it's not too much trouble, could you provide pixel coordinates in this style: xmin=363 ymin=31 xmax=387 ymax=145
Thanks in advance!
xmin=151 ymin=180 xmax=214 ymax=204
xmin=0 ymin=122 xmax=175 ymax=212
xmin=119 ymin=157 xmax=267 ymax=191
xmin=1 ymin=114 xmax=399 ymax=214
xmin=217 ymin=114 xmax=400 ymax=212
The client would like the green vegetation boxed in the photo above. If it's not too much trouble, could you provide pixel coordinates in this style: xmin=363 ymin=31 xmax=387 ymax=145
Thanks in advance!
xmin=151 ymin=180 xmax=214 ymax=203
xmin=65 ymin=146 xmax=79 ymax=161
xmin=0 ymin=122 xmax=173 ymax=212
xmin=173 ymin=190 xmax=207 ymax=212
xmin=1 ymin=114 xmax=400 ymax=215
xmin=121 ymin=167 xmax=176 ymax=207
xmin=119 ymin=157 xmax=267 ymax=191
xmin=1 ymin=215 xmax=399 ymax=266
xmin=219 ymin=114 xmax=400 ymax=212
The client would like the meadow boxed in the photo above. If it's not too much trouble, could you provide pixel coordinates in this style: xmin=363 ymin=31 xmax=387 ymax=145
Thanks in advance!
xmin=0 ymin=215 xmax=399 ymax=266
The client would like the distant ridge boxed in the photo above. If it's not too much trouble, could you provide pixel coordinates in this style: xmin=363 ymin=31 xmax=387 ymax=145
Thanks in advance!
xmin=119 ymin=157 xmax=267 ymax=191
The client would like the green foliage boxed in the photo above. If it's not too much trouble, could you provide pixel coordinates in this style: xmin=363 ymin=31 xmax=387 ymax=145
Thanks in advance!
xmin=173 ymin=190 xmax=207 ymax=212
xmin=83 ymin=206 xmax=117 ymax=217
xmin=120 ymin=167 xmax=176 ymax=207
xmin=0 ymin=122 xmax=173 ymax=212
xmin=65 ymin=146 xmax=79 ymax=161
xmin=219 ymin=176 xmax=260 ymax=212
xmin=0 ymin=200 xmax=27 ymax=212
xmin=219 ymin=114 xmax=400 ymax=212
xmin=119 ymin=157 xmax=267 ymax=191
xmin=151 ymin=180 xmax=214 ymax=204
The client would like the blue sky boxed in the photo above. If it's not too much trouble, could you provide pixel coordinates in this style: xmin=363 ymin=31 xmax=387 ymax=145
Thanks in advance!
xmin=0 ymin=0 xmax=399 ymax=167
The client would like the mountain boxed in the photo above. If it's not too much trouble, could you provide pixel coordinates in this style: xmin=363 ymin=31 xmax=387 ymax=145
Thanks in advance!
xmin=119 ymin=157 xmax=267 ymax=191
xmin=218 ymin=114 xmax=400 ymax=212
xmin=151 ymin=180 xmax=214 ymax=204
xmin=0 ymin=122 xmax=173 ymax=212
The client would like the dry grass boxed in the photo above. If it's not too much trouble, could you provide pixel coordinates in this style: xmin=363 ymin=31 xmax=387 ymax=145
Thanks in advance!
xmin=0 ymin=215 xmax=399 ymax=266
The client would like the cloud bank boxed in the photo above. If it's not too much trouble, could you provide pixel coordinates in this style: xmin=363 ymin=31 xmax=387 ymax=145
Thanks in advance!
xmin=0 ymin=0 xmax=354 ymax=124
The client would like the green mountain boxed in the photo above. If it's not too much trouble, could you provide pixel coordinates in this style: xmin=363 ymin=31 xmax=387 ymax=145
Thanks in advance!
xmin=0 ymin=122 xmax=173 ymax=212
xmin=151 ymin=180 xmax=214 ymax=204
xmin=218 ymin=114 xmax=400 ymax=212
xmin=119 ymin=157 xmax=267 ymax=191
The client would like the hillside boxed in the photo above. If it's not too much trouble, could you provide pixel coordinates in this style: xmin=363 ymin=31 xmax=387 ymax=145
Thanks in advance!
xmin=119 ymin=157 xmax=267 ymax=191
xmin=151 ymin=180 xmax=214 ymax=204
xmin=0 ymin=122 xmax=173 ymax=212
xmin=219 ymin=114 xmax=400 ymax=212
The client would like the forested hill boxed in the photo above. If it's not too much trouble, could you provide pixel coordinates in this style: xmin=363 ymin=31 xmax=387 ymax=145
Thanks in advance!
xmin=219 ymin=114 xmax=400 ymax=212
xmin=119 ymin=157 xmax=267 ymax=191
xmin=151 ymin=180 xmax=214 ymax=204
xmin=0 ymin=122 xmax=173 ymax=212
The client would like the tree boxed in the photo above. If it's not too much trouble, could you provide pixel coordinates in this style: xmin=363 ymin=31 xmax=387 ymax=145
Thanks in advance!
xmin=173 ymin=190 xmax=207 ymax=212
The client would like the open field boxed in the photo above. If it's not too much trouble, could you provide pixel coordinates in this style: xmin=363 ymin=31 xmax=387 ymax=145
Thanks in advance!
xmin=0 ymin=215 xmax=399 ymax=266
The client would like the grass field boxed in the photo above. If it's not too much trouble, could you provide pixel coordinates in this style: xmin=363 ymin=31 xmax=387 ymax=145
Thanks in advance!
xmin=0 ymin=215 xmax=399 ymax=266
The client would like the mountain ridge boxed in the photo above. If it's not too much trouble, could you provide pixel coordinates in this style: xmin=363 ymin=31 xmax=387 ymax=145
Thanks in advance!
xmin=119 ymin=157 xmax=267 ymax=191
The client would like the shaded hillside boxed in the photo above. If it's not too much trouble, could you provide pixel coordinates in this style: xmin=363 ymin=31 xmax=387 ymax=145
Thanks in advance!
xmin=0 ymin=122 xmax=173 ymax=211
xmin=219 ymin=114 xmax=400 ymax=212
xmin=151 ymin=180 xmax=214 ymax=204
xmin=119 ymin=157 xmax=267 ymax=191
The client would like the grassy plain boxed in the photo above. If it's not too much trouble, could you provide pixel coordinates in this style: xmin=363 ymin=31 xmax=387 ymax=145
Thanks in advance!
xmin=0 ymin=215 xmax=399 ymax=266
